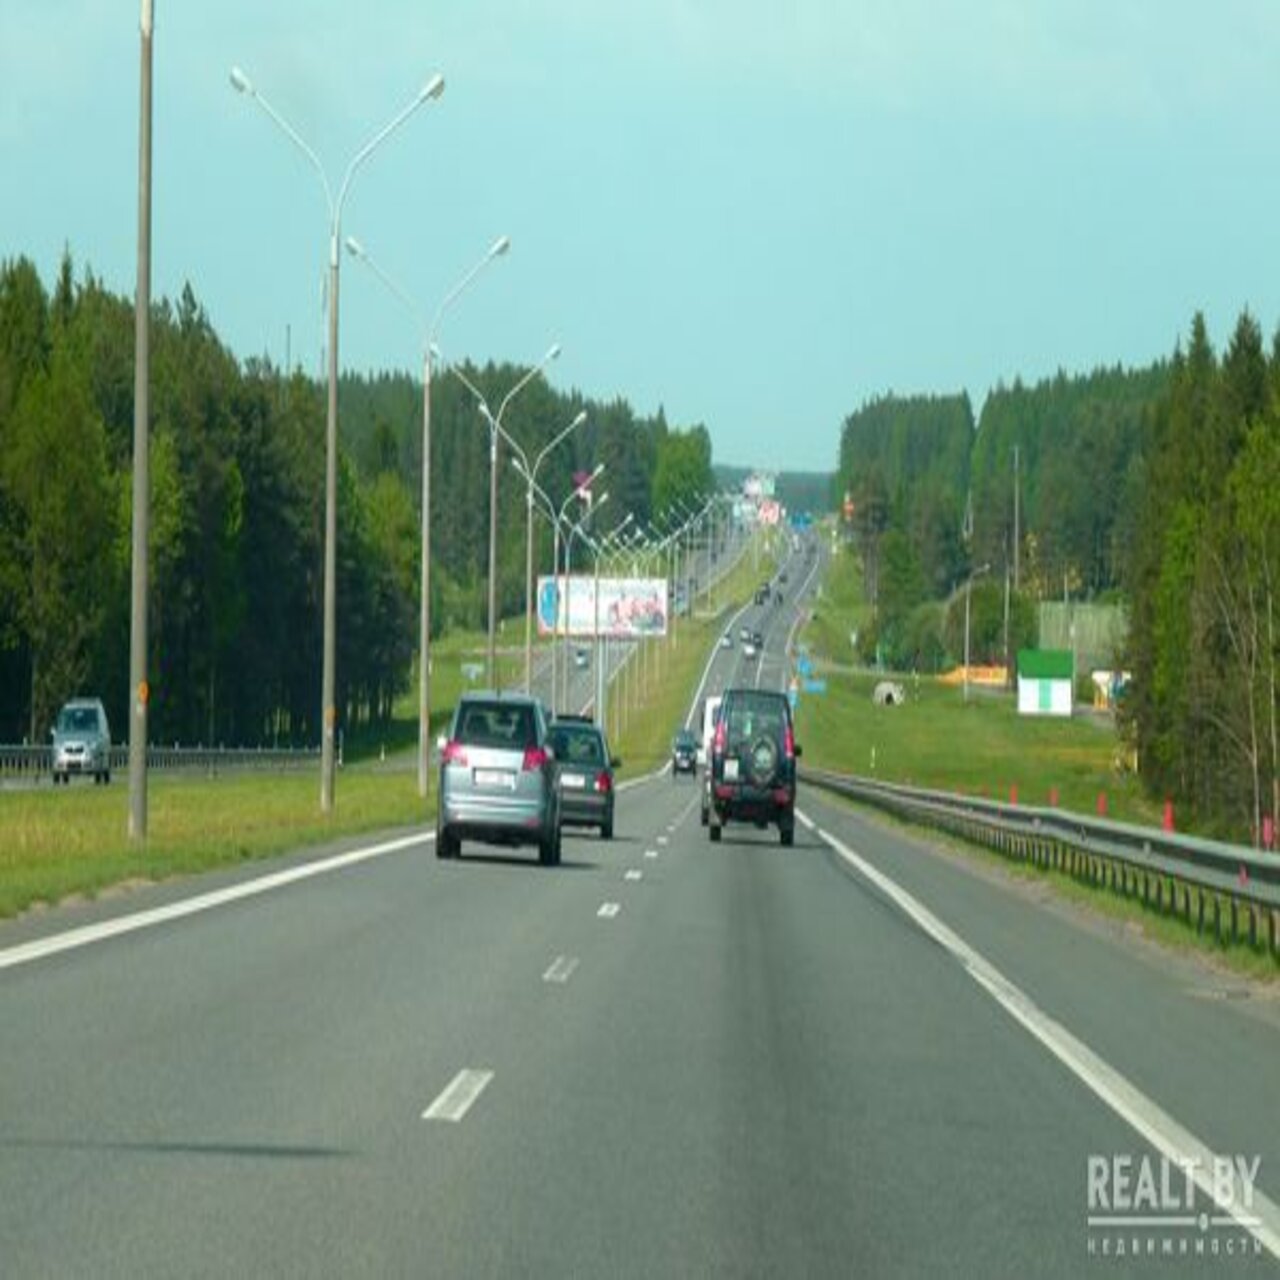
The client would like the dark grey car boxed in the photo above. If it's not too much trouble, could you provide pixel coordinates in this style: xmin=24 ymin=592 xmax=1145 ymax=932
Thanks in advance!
xmin=436 ymin=693 xmax=561 ymax=865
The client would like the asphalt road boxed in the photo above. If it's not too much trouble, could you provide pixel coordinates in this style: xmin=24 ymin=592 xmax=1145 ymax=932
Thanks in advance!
xmin=2 ymin=532 xmax=1278 ymax=1277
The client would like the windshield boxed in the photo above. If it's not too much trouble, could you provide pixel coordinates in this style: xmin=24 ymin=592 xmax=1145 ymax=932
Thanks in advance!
xmin=56 ymin=706 xmax=99 ymax=734
xmin=454 ymin=703 xmax=537 ymax=750
xmin=549 ymin=726 xmax=604 ymax=766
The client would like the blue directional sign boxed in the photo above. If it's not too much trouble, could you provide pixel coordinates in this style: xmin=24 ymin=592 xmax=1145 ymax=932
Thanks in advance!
xmin=802 ymin=677 xmax=827 ymax=694
xmin=797 ymin=655 xmax=814 ymax=678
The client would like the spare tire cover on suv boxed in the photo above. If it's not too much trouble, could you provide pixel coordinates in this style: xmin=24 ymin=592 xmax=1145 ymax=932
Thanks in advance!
xmin=747 ymin=735 xmax=779 ymax=785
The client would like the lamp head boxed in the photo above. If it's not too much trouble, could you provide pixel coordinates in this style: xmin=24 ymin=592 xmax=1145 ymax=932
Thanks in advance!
xmin=344 ymin=236 xmax=366 ymax=260
xmin=422 ymin=74 xmax=446 ymax=101
xmin=571 ymin=409 xmax=588 ymax=428
xmin=490 ymin=235 xmax=511 ymax=258
xmin=544 ymin=343 xmax=562 ymax=364
xmin=229 ymin=66 xmax=252 ymax=94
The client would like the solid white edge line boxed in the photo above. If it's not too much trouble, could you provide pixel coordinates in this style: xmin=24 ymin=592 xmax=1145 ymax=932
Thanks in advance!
xmin=0 ymin=830 xmax=434 ymax=973
xmin=422 ymin=1068 xmax=495 ymax=1122
xmin=802 ymin=808 xmax=1280 ymax=1262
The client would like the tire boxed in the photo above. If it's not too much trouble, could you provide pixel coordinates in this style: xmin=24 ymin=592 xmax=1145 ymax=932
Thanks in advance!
xmin=700 ymin=802 xmax=708 ymax=827
xmin=540 ymin=825 xmax=560 ymax=867
xmin=779 ymin=808 xmax=795 ymax=847
xmin=103 ymin=770 xmax=110 ymax=785
xmin=436 ymin=818 xmax=457 ymax=859
xmin=601 ymin=816 xmax=613 ymax=841
xmin=709 ymin=823 xmax=722 ymax=843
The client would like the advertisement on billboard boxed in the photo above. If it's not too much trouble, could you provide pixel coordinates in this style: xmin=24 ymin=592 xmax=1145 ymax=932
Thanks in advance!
xmin=537 ymin=576 xmax=669 ymax=638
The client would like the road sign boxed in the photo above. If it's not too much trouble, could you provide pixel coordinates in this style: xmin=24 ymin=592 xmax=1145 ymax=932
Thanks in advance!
xmin=802 ymin=678 xmax=827 ymax=694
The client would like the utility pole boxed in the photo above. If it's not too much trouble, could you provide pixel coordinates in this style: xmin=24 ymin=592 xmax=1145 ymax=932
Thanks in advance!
xmin=1012 ymin=443 xmax=1020 ymax=593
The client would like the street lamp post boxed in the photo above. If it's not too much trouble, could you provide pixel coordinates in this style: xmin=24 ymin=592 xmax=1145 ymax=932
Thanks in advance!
xmin=441 ymin=349 xmax=561 ymax=689
xmin=964 ymin=563 xmax=992 ymax=704
xmin=593 ymin=514 xmax=633 ymax=735
xmin=344 ymin=234 xmax=509 ymax=799
xmin=563 ymin=495 xmax=607 ymax=713
xmin=230 ymin=63 xmax=445 ymax=812
xmin=514 ymin=461 xmax=603 ymax=712
xmin=514 ymin=410 xmax=588 ymax=694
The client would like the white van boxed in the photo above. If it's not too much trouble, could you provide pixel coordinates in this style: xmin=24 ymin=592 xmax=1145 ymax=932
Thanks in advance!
xmin=698 ymin=694 xmax=722 ymax=825
xmin=696 ymin=693 xmax=722 ymax=769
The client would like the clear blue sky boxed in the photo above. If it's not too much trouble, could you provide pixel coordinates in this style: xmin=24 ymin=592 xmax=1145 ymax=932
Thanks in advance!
xmin=5 ymin=2 xmax=1280 ymax=472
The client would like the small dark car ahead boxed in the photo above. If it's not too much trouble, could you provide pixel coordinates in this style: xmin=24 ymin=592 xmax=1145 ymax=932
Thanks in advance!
xmin=549 ymin=716 xmax=619 ymax=839
xmin=708 ymin=687 xmax=801 ymax=846
xmin=671 ymin=728 xmax=698 ymax=777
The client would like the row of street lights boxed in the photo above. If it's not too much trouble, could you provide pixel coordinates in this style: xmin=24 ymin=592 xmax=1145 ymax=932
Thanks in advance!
xmin=228 ymin=60 xmax=592 ymax=810
xmin=126 ymin=21 xmax=728 ymax=836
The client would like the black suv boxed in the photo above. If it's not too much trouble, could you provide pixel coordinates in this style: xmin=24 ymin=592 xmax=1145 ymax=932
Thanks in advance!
xmin=707 ymin=688 xmax=801 ymax=846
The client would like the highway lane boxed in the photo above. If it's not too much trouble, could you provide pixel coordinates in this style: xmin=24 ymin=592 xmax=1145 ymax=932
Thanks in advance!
xmin=3 ymin=530 xmax=1277 ymax=1275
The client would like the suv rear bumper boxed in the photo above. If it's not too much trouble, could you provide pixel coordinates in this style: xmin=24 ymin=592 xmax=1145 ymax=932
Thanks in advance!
xmin=712 ymin=784 xmax=794 ymax=824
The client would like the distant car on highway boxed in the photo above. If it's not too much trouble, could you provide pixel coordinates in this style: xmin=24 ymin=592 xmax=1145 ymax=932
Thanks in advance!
xmin=51 ymin=697 xmax=111 ymax=785
xmin=708 ymin=687 xmax=800 ymax=846
xmin=671 ymin=728 xmax=698 ymax=778
xmin=436 ymin=693 xmax=562 ymax=865
xmin=719 ymin=632 xmax=734 ymax=650
xmin=573 ymin=646 xmax=590 ymax=669
xmin=549 ymin=715 xmax=618 ymax=839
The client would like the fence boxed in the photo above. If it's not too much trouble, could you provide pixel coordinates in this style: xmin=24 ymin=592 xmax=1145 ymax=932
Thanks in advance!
xmin=801 ymin=766 xmax=1280 ymax=959
xmin=0 ymin=743 xmax=318 ymax=782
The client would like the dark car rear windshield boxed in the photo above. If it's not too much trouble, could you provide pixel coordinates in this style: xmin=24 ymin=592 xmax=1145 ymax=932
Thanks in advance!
xmin=723 ymin=692 xmax=788 ymax=745
xmin=549 ymin=725 xmax=605 ymax=766
xmin=455 ymin=703 xmax=538 ymax=750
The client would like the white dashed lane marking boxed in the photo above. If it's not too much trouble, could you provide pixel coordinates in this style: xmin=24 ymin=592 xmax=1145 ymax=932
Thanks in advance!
xmin=422 ymin=1069 xmax=494 ymax=1122
xmin=624 ymin=869 xmax=643 ymax=882
xmin=597 ymin=902 xmax=621 ymax=919
xmin=542 ymin=955 xmax=580 ymax=984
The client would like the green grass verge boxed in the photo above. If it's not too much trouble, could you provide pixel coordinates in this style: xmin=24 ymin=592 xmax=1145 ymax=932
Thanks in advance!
xmin=0 ymin=770 xmax=429 ymax=921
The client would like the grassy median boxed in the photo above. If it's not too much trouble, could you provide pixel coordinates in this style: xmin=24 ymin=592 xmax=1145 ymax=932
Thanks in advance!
xmin=0 ymin=770 xmax=429 ymax=921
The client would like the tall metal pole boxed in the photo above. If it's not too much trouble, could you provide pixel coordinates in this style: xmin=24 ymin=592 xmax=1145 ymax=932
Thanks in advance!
xmin=524 ymin=486 xmax=535 ymax=692
xmin=128 ymin=0 xmax=154 ymax=841
xmin=550 ymin=521 xmax=561 ymax=712
xmin=230 ymin=67 xmax=444 ymax=812
xmin=1013 ymin=443 xmax=1020 ymax=593
xmin=487 ymin=420 xmax=499 ymax=689
xmin=418 ymin=348 xmax=432 ymax=796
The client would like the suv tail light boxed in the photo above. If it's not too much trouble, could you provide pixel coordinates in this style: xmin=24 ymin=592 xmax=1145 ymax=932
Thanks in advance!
xmin=713 ymin=720 xmax=727 ymax=754
xmin=522 ymin=746 xmax=549 ymax=772
xmin=441 ymin=740 xmax=468 ymax=767
xmin=594 ymin=770 xmax=612 ymax=794
xmin=783 ymin=724 xmax=795 ymax=760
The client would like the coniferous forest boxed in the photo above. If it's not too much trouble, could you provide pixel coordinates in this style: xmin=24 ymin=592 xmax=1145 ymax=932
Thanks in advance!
xmin=0 ymin=253 xmax=712 ymax=748
xmin=836 ymin=313 xmax=1277 ymax=844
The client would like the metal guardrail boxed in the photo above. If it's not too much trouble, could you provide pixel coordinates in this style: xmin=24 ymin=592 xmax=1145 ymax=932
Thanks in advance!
xmin=801 ymin=766 xmax=1280 ymax=958
xmin=0 ymin=743 xmax=318 ymax=780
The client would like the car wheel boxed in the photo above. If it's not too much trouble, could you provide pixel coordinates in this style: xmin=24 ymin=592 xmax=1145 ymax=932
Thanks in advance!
xmin=601 ymin=816 xmax=613 ymax=840
xmin=540 ymin=825 xmax=559 ymax=867
xmin=700 ymin=802 xmax=708 ymax=827
xmin=780 ymin=823 xmax=795 ymax=847
xmin=436 ymin=817 xmax=456 ymax=859
xmin=709 ymin=823 xmax=722 ymax=843
xmin=103 ymin=770 xmax=111 ymax=785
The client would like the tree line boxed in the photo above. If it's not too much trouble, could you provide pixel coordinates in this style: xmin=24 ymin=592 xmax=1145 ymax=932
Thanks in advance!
xmin=0 ymin=253 xmax=713 ymax=748
xmin=835 ymin=313 xmax=1277 ymax=843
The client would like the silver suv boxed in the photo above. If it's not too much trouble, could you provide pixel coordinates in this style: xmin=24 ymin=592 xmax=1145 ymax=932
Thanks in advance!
xmin=436 ymin=693 xmax=562 ymax=865
xmin=52 ymin=698 xmax=112 ymax=785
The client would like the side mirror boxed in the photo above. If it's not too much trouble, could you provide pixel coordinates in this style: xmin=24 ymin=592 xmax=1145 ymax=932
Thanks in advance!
xmin=794 ymin=743 xmax=803 ymax=758
xmin=611 ymin=757 xmax=622 ymax=769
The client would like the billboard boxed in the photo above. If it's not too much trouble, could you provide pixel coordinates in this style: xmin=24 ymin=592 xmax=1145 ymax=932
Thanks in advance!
xmin=537 ymin=575 xmax=668 ymax=638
